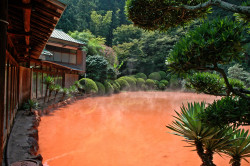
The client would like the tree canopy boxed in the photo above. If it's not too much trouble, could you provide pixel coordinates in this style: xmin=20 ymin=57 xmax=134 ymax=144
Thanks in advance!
xmin=125 ymin=0 xmax=250 ymax=31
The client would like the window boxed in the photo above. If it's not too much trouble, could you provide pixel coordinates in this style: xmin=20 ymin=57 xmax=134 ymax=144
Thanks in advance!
xmin=69 ymin=54 xmax=77 ymax=64
xmin=62 ymin=53 xmax=69 ymax=63
xmin=54 ymin=52 xmax=61 ymax=62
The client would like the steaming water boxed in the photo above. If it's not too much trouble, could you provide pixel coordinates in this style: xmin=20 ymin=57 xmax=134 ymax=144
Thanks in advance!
xmin=38 ymin=92 xmax=249 ymax=166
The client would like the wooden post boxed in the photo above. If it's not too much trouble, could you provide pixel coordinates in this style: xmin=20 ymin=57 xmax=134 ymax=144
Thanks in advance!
xmin=0 ymin=0 xmax=8 ymax=165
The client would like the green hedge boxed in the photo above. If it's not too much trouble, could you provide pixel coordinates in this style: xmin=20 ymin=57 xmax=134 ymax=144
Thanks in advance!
xmin=135 ymin=73 xmax=147 ymax=80
xmin=109 ymin=80 xmax=121 ymax=93
xmin=158 ymin=83 xmax=166 ymax=90
xmin=95 ymin=81 xmax=106 ymax=95
xmin=136 ymin=78 xmax=145 ymax=89
xmin=79 ymin=78 xmax=98 ymax=94
xmin=120 ymin=76 xmax=136 ymax=90
xmin=117 ymin=78 xmax=130 ymax=91
xmin=148 ymin=72 xmax=161 ymax=81
xmin=229 ymin=78 xmax=245 ymax=89
xmin=160 ymin=80 xmax=169 ymax=86
xmin=104 ymin=80 xmax=114 ymax=95
xmin=158 ymin=71 xmax=167 ymax=80
xmin=145 ymin=79 xmax=156 ymax=90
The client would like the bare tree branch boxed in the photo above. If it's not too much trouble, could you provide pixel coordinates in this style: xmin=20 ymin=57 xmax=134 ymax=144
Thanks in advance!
xmin=182 ymin=0 xmax=250 ymax=15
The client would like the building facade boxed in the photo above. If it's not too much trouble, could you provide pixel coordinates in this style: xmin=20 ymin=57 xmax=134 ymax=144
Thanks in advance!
xmin=0 ymin=0 xmax=85 ymax=164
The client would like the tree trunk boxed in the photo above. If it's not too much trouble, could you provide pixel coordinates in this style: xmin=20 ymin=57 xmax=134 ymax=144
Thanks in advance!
xmin=54 ymin=91 xmax=58 ymax=101
xmin=232 ymin=157 xmax=241 ymax=166
xmin=195 ymin=141 xmax=216 ymax=166
xmin=44 ymin=85 xmax=48 ymax=103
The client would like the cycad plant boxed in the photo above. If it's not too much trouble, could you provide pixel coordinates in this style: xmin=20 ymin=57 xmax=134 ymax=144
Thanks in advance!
xmin=61 ymin=88 xmax=69 ymax=101
xmin=44 ymin=76 xmax=54 ymax=103
xmin=54 ymin=84 xmax=62 ymax=101
xmin=166 ymin=102 xmax=233 ymax=166
xmin=48 ymin=84 xmax=56 ymax=102
xmin=222 ymin=129 xmax=250 ymax=166
xmin=74 ymin=80 xmax=83 ymax=90
xmin=69 ymin=85 xmax=79 ymax=96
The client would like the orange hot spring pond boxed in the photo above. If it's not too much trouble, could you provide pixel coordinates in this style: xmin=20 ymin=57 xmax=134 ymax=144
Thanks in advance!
xmin=38 ymin=92 xmax=249 ymax=166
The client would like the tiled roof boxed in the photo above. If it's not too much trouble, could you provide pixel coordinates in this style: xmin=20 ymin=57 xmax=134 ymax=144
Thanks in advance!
xmin=51 ymin=29 xmax=85 ymax=45
xmin=42 ymin=49 xmax=53 ymax=56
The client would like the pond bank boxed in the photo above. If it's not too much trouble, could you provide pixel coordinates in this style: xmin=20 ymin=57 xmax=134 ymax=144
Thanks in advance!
xmin=3 ymin=96 xmax=85 ymax=166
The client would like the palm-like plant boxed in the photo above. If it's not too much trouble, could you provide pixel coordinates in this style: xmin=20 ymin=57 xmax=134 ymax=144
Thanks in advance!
xmin=48 ymin=84 xmax=56 ymax=102
xmin=69 ymin=85 xmax=79 ymax=96
xmin=74 ymin=81 xmax=83 ymax=90
xmin=61 ymin=88 xmax=69 ymax=101
xmin=44 ymin=76 xmax=54 ymax=103
xmin=222 ymin=129 xmax=250 ymax=166
xmin=54 ymin=84 xmax=62 ymax=101
xmin=166 ymin=102 xmax=232 ymax=166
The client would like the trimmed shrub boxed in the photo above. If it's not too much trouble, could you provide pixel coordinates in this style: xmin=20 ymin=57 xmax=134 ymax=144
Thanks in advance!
xmin=104 ymin=80 xmax=114 ymax=95
xmin=136 ymin=78 xmax=145 ymax=89
xmin=145 ymin=79 xmax=156 ymax=90
xmin=95 ymin=81 xmax=106 ymax=95
xmin=169 ymin=75 xmax=182 ymax=89
xmin=160 ymin=80 xmax=169 ymax=86
xmin=109 ymin=80 xmax=121 ymax=93
xmin=148 ymin=72 xmax=161 ymax=81
xmin=158 ymin=83 xmax=166 ymax=90
xmin=229 ymin=78 xmax=245 ymax=89
xmin=135 ymin=73 xmax=147 ymax=80
xmin=158 ymin=71 xmax=167 ymax=80
xmin=79 ymin=78 xmax=98 ymax=94
xmin=185 ymin=72 xmax=224 ymax=94
xmin=128 ymin=75 xmax=138 ymax=83
xmin=120 ymin=76 xmax=136 ymax=90
xmin=117 ymin=78 xmax=130 ymax=90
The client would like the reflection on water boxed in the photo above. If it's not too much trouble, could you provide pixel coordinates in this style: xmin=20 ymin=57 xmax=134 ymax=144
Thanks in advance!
xmin=38 ymin=92 xmax=249 ymax=166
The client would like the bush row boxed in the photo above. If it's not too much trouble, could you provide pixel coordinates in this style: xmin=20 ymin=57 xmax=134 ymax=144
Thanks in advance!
xmin=79 ymin=73 xmax=170 ymax=96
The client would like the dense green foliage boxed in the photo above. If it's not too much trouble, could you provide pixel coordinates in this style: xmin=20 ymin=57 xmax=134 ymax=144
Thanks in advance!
xmin=58 ymin=0 xmax=129 ymax=46
xmin=167 ymin=18 xmax=244 ymax=73
xmin=199 ymin=97 xmax=250 ymax=128
xmin=104 ymin=80 xmax=114 ymax=95
xmin=86 ymin=55 xmax=118 ymax=82
xmin=86 ymin=55 xmax=109 ymax=82
xmin=167 ymin=102 xmax=236 ymax=166
xmin=158 ymin=71 xmax=167 ymax=80
xmin=136 ymin=78 xmax=145 ymax=89
xmin=112 ymin=24 xmax=143 ymax=45
xmin=113 ymin=25 xmax=189 ymax=75
xmin=69 ymin=30 xmax=105 ymax=56
xmin=119 ymin=76 xmax=136 ymax=90
xmin=95 ymin=81 xmax=106 ymax=95
xmin=135 ymin=73 xmax=147 ymax=80
xmin=148 ymin=72 xmax=161 ymax=81
xmin=186 ymin=72 xmax=225 ymax=95
xmin=79 ymin=78 xmax=98 ymax=94
xmin=228 ymin=64 xmax=250 ymax=87
xmin=117 ymin=78 xmax=130 ymax=90
xmin=125 ymin=0 xmax=210 ymax=31
xmin=145 ymin=79 xmax=156 ymax=90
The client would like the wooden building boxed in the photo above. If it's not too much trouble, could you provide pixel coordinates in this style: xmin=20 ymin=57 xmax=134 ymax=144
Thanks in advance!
xmin=0 ymin=0 xmax=87 ymax=164
xmin=31 ymin=29 xmax=86 ymax=100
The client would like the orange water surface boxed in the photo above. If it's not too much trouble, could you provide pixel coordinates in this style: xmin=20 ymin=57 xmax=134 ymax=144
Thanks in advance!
xmin=38 ymin=92 xmax=249 ymax=166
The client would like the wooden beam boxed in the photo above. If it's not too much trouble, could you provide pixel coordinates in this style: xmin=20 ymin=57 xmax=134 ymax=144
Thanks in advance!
xmin=22 ymin=0 xmax=31 ymax=57
xmin=9 ymin=2 xmax=32 ymax=10
xmin=0 ymin=0 xmax=8 ymax=164
xmin=8 ymin=30 xmax=31 ymax=36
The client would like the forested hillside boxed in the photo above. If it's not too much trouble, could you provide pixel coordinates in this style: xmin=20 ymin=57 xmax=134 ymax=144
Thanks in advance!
xmin=56 ymin=0 xmax=249 ymax=78
xmin=57 ymin=0 xmax=129 ymax=45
